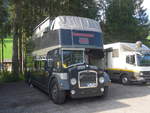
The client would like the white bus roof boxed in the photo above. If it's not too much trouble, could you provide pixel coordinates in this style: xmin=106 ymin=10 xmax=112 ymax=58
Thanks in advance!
xmin=53 ymin=16 xmax=101 ymax=32
xmin=34 ymin=16 xmax=102 ymax=33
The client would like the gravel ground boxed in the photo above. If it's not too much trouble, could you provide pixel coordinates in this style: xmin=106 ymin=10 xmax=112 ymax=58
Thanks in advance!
xmin=0 ymin=81 xmax=150 ymax=113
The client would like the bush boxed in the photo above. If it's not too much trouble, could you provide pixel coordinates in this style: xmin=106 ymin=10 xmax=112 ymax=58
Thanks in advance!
xmin=0 ymin=71 xmax=24 ymax=83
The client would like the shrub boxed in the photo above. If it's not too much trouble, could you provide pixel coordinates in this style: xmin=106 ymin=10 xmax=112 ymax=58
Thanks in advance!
xmin=0 ymin=71 xmax=24 ymax=83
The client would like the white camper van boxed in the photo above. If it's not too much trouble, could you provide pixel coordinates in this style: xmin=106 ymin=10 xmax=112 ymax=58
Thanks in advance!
xmin=104 ymin=42 xmax=150 ymax=84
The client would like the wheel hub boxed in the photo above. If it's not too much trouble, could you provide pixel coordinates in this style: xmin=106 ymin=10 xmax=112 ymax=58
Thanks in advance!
xmin=122 ymin=77 xmax=128 ymax=84
xmin=52 ymin=85 xmax=57 ymax=99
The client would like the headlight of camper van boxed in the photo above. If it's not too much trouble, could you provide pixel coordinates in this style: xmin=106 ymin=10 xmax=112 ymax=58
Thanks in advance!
xmin=70 ymin=78 xmax=77 ymax=85
xmin=133 ymin=72 xmax=144 ymax=80
xmin=140 ymin=72 xmax=144 ymax=76
xmin=99 ymin=77 xmax=105 ymax=84
xmin=59 ymin=73 xmax=68 ymax=80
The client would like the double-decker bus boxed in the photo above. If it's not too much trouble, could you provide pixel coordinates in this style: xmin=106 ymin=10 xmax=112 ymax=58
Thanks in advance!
xmin=26 ymin=16 xmax=111 ymax=104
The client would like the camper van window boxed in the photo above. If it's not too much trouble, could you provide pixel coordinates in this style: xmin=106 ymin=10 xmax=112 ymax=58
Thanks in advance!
xmin=62 ymin=50 xmax=84 ymax=67
xmin=137 ymin=54 xmax=150 ymax=66
xmin=126 ymin=55 xmax=135 ymax=65
xmin=112 ymin=49 xmax=119 ymax=57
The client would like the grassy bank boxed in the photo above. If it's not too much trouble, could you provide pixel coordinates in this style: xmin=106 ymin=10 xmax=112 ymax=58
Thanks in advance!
xmin=0 ymin=71 xmax=24 ymax=83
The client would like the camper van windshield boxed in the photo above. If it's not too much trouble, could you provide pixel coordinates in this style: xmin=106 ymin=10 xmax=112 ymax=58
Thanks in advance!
xmin=137 ymin=54 xmax=150 ymax=66
xmin=62 ymin=50 xmax=84 ymax=67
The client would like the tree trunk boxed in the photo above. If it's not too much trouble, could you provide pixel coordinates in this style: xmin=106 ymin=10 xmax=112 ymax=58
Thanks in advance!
xmin=19 ymin=34 xmax=23 ymax=74
xmin=0 ymin=41 xmax=1 ymax=71
xmin=12 ymin=26 xmax=19 ymax=79
xmin=1 ymin=38 xmax=4 ymax=72
xmin=12 ymin=1 xmax=21 ymax=79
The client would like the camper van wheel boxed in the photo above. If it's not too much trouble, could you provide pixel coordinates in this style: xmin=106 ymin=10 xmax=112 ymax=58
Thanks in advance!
xmin=50 ymin=79 xmax=66 ymax=104
xmin=121 ymin=75 xmax=130 ymax=85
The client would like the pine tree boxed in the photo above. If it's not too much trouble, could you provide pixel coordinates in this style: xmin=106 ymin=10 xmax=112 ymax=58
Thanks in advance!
xmin=104 ymin=0 xmax=149 ymax=43
xmin=134 ymin=0 xmax=149 ymax=41
xmin=7 ymin=0 xmax=99 ymax=76
xmin=0 ymin=0 xmax=9 ymax=71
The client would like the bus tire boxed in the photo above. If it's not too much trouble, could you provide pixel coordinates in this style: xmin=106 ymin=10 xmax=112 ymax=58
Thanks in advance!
xmin=50 ymin=79 xmax=66 ymax=104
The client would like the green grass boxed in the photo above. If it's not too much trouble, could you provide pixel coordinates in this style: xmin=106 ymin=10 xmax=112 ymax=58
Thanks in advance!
xmin=0 ymin=38 xmax=13 ymax=60
xmin=4 ymin=38 xmax=13 ymax=59
xmin=0 ymin=37 xmax=25 ymax=83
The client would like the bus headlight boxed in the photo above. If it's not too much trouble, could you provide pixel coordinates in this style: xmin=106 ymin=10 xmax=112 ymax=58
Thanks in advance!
xmin=70 ymin=78 xmax=77 ymax=85
xmin=99 ymin=77 xmax=105 ymax=84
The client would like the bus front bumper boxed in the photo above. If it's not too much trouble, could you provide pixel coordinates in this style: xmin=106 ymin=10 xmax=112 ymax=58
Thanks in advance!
xmin=70 ymin=86 xmax=106 ymax=98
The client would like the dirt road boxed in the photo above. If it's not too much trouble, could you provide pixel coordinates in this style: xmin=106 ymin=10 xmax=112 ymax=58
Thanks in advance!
xmin=0 ymin=81 xmax=150 ymax=113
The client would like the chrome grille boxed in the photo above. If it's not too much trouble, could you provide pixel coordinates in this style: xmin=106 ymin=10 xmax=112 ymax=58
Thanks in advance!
xmin=140 ymin=71 xmax=150 ymax=80
xmin=142 ymin=71 xmax=150 ymax=75
xmin=78 ymin=70 xmax=97 ymax=88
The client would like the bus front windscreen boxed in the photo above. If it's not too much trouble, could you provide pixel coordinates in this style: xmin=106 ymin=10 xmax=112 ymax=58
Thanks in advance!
xmin=62 ymin=50 xmax=84 ymax=67
xmin=137 ymin=54 xmax=150 ymax=66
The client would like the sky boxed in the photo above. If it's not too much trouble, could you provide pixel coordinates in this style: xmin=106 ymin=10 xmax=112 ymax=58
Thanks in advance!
xmin=143 ymin=0 xmax=150 ymax=20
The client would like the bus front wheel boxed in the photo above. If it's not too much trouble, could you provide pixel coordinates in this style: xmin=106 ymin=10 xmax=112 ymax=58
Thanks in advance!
xmin=50 ymin=79 xmax=66 ymax=104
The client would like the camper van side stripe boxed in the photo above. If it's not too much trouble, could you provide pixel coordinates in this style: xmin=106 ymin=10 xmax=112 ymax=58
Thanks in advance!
xmin=106 ymin=68 xmax=139 ymax=73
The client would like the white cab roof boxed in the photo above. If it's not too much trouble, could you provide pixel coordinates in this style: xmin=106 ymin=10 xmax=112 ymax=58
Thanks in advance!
xmin=104 ymin=42 xmax=150 ymax=51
